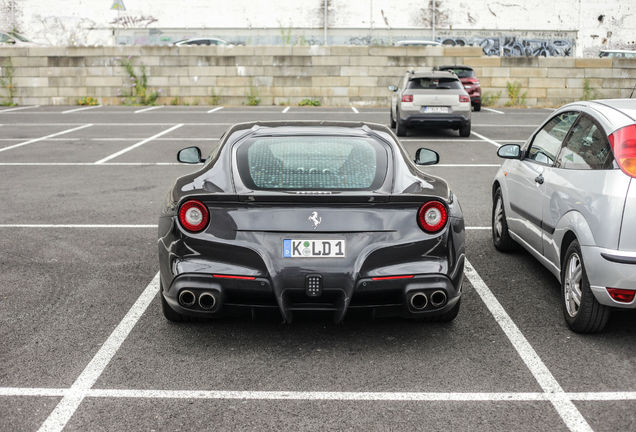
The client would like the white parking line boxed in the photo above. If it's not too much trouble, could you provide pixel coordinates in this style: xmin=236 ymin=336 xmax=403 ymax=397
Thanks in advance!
xmin=464 ymin=260 xmax=592 ymax=432
xmin=0 ymin=124 xmax=93 ymax=153
xmin=90 ymin=138 xmax=219 ymax=141
xmin=94 ymin=124 xmax=184 ymax=164
xmin=0 ymin=224 xmax=158 ymax=228
xmin=471 ymin=131 xmax=502 ymax=148
xmin=0 ymin=138 xmax=81 ymax=141
xmin=465 ymin=226 xmax=491 ymax=230
xmin=134 ymin=106 xmax=163 ymax=114
xmin=37 ymin=272 xmax=160 ymax=432
xmin=281 ymin=106 xmax=290 ymax=113
xmin=206 ymin=106 xmax=224 ymax=113
xmin=61 ymin=105 xmax=102 ymax=114
xmin=0 ymin=105 xmax=40 ymax=113
xmin=0 ymin=162 xmax=184 ymax=166
xmin=351 ymin=106 xmax=359 ymax=113
xmin=3 ymin=386 xmax=635 ymax=401
xmin=483 ymin=108 xmax=505 ymax=114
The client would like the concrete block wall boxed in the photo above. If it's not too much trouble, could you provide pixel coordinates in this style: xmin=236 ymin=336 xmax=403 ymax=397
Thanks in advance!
xmin=0 ymin=46 xmax=634 ymax=107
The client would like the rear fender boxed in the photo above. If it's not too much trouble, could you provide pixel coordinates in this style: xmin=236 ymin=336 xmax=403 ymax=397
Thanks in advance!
xmin=548 ymin=210 xmax=596 ymax=270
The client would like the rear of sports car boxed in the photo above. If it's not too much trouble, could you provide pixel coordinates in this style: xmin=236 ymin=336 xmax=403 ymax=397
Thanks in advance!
xmin=158 ymin=125 xmax=465 ymax=322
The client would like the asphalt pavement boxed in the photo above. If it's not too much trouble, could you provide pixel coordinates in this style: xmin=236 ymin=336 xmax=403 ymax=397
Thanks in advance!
xmin=0 ymin=104 xmax=634 ymax=432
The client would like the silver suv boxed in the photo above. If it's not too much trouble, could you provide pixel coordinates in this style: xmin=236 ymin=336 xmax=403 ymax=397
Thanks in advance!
xmin=389 ymin=70 xmax=471 ymax=137
xmin=492 ymin=99 xmax=636 ymax=333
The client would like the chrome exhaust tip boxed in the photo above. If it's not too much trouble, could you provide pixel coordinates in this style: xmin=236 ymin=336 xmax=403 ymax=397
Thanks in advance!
xmin=409 ymin=292 xmax=428 ymax=310
xmin=198 ymin=292 xmax=217 ymax=310
xmin=430 ymin=290 xmax=447 ymax=308
xmin=178 ymin=290 xmax=196 ymax=308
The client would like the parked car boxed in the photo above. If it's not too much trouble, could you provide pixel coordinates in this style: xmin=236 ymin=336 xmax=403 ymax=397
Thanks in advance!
xmin=437 ymin=65 xmax=482 ymax=111
xmin=599 ymin=49 xmax=636 ymax=59
xmin=492 ymin=99 xmax=636 ymax=333
xmin=174 ymin=37 xmax=228 ymax=46
xmin=159 ymin=121 xmax=465 ymax=323
xmin=395 ymin=40 xmax=441 ymax=47
xmin=0 ymin=31 xmax=41 ymax=46
xmin=388 ymin=70 xmax=472 ymax=137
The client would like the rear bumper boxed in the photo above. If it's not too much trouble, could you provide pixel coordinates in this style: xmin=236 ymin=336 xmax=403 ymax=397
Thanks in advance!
xmin=161 ymin=264 xmax=464 ymax=321
xmin=399 ymin=112 xmax=470 ymax=129
xmin=582 ymin=246 xmax=636 ymax=309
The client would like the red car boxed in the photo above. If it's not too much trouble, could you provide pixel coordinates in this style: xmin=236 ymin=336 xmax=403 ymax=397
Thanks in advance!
xmin=437 ymin=65 xmax=481 ymax=111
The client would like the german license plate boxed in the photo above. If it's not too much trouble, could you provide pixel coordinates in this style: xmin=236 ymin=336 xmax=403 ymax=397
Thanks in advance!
xmin=283 ymin=239 xmax=345 ymax=258
xmin=422 ymin=106 xmax=449 ymax=113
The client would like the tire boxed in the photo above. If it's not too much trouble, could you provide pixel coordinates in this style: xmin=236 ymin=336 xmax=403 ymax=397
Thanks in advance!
xmin=561 ymin=240 xmax=610 ymax=333
xmin=492 ymin=188 xmax=517 ymax=252
xmin=473 ymin=102 xmax=481 ymax=112
xmin=390 ymin=109 xmax=396 ymax=128
xmin=161 ymin=283 xmax=185 ymax=322
xmin=395 ymin=109 xmax=407 ymax=136
xmin=459 ymin=121 xmax=471 ymax=137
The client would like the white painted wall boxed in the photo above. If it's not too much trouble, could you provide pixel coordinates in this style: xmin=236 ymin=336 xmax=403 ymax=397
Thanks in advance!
xmin=5 ymin=0 xmax=635 ymax=55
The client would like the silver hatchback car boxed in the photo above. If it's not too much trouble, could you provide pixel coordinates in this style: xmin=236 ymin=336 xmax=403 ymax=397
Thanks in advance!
xmin=492 ymin=99 xmax=636 ymax=333
xmin=389 ymin=70 xmax=472 ymax=137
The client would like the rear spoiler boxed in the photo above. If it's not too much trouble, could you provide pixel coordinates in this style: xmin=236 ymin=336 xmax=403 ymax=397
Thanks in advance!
xmin=180 ymin=194 xmax=445 ymax=205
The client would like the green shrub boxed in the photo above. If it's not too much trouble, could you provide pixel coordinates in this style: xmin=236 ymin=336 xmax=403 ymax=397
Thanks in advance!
xmin=0 ymin=59 xmax=16 ymax=106
xmin=118 ymin=57 xmax=159 ymax=105
xmin=505 ymin=81 xmax=527 ymax=106
xmin=298 ymin=98 xmax=321 ymax=107
xmin=481 ymin=91 xmax=501 ymax=107
xmin=76 ymin=96 xmax=99 ymax=106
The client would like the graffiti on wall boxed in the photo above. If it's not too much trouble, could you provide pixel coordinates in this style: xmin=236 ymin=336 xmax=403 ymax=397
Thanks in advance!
xmin=110 ymin=15 xmax=158 ymax=28
xmin=437 ymin=35 xmax=574 ymax=57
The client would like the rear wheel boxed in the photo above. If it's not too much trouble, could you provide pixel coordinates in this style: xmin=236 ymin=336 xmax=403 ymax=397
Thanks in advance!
xmin=395 ymin=109 xmax=407 ymax=136
xmin=459 ymin=121 xmax=471 ymax=137
xmin=389 ymin=109 xmax=396 ymax=128
xmin=473 ymin=102 xmax=481 ymax=112
xmin=561 ymin=240 xmax=610 ymax=333
xmin=492 ymin=188 xmax=517 ymax=252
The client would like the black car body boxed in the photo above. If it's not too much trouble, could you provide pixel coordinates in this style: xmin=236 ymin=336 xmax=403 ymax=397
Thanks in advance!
xmin=158 ymin=121 xmax=465 ymax=323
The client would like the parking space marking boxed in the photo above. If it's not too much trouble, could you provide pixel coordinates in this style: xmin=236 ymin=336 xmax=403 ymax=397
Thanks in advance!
xmin=0 ymin=224 xmax=158 ymax=228
xmin=471 ymin=131 xmax=502 ymax=148
xmin=37 ymin=273 xmax=160 ymax=432
xmin=0 ymin=138 xmax=81 ymax=141
xmin=134 ymin=106 xmax=163 ymax=114
xmin=0 ymin=124 xmax=93 ymax=153
xmin=281 ymin=106 xmax=290 ymax=113
xmin=94 ymin=124 xmax=184 ymax=164
xmin=351 ymin=106 xmax=359 ymax=113
xmin=89 ymin=138 xmax=219 ymax=141
xmin=206 ymin=106 xmax=224 ymax=113
xmin=0 ymin=105 xmax=40 ymax=113
xmin=61 ymin=105 xmax=102 ymax=114
xmin=465 ymin=260 xmax=592 ymax=432
xmin=0 ymin=162 xmax=184 ymax=166
xmin=483 ymin=108 xmax=504 ymax=114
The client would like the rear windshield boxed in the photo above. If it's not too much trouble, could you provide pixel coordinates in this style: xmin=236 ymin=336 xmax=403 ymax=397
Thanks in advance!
xmin=442 ymin=68 xmax=475 ymax=78
xmin=407 ymin=78 xmax=462 ymax=90
xmin=236 ymin=136 xmax=388 ymax=190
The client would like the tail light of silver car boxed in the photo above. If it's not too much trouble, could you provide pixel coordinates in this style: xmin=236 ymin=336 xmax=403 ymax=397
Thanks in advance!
xmin=609 ymin=124 xmax=636 ymax=178
xmin=606 ymin=288 xmax=635 ymax=303
xmin=178 ymin=199 xmax=209 ymax=232
xmin=417 ymin=201 xmax=448 ymax=233
xmin=402 ymin=94 xmax=413 ymax=102
xmin=459 ymin=95 xmax=470 ymax=103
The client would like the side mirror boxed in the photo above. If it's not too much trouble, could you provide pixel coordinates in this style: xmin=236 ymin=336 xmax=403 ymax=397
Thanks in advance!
xmin=177 ymin=146 xmax=203 ymax=164
xmin=388 ymin=85 xmax=397 ymax=92
xmin=497 ymin=144 xmax=521 ymax=159
xmin=414 ymin=148 xmax=439 ymax=165
xmin=6 ymin=38 xmax=16 ymax=45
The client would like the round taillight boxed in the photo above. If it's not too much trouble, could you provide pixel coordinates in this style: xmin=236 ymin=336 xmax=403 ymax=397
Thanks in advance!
xmin=417 ymin=201 xmax=448 ymax=233
xmin=178 ymin=200 xmax=209 ymax=233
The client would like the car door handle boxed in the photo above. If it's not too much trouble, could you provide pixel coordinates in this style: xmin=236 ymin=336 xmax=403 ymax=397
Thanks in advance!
xmin=535 ymin=174 xmax=544 ymax=184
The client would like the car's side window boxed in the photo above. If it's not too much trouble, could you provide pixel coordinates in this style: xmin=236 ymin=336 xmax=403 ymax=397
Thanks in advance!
xmin=557 ymin=115 xmax=614 ymax=170
xmin=526 ymin=111 xmax=579 ymax=166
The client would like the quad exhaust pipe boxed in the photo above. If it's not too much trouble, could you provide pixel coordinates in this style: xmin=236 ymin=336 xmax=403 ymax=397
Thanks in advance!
xmin=178 ymin=289 xmax=218 ymax=310
xmin=408 ymin=290 xmax=448 ymax=310
xmin=198 ymin=292 xmax=217 ymax=310
xmin=178 ymin=290 xmax=196 ymax=307
xmin=430 ymin=290 xmax=448 ymax=308
xmin=409 ymin=292 xmax=428 ymax=310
